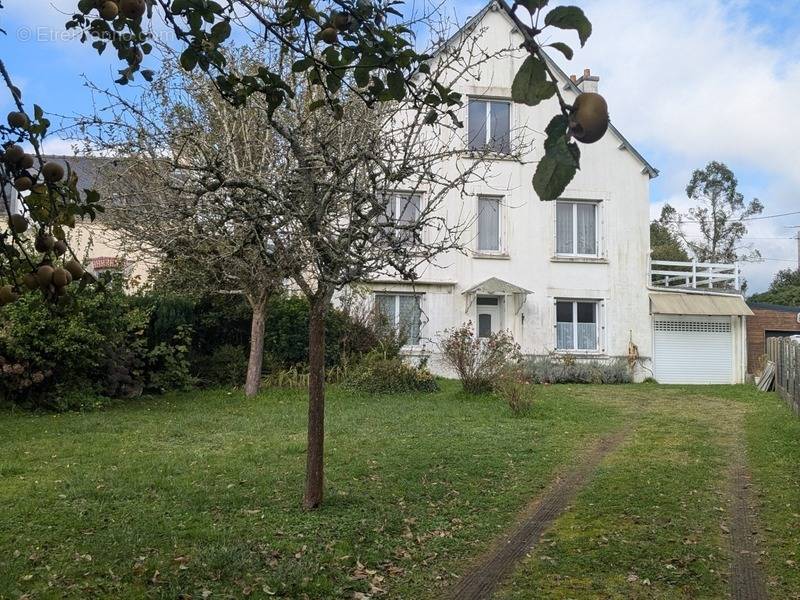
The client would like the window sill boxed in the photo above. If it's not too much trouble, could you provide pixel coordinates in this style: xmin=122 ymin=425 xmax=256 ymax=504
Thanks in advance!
xmin=553 ymin=349 xmax=607 ymax=358
xmin=472 ymin=252 xmax=511 ymax=260
xmin=400 ymin=346 xmax=428 ymax=354
xmin=460 ymin=150 xmax=519 ymax=162
xmin=551 ymin=255 xmax=608 ymax=264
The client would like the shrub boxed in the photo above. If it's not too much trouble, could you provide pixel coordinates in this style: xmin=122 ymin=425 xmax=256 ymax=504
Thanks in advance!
xmin=166 ymin=294 xmax=379 ymax=379
xmin=0 ymin=282 xmax=195 ymax=410
xmin=343 ymin=352 xmax=438 ymax=394
xmin=524 ymin=354 xmax=633 ymax=384
xmin=192 ymin=344 xmax=249 ymax=388
xmin=494 ymin=366 xmax=535 ymax=417
xmin=439 ymin=323 xmax=521 ymax=394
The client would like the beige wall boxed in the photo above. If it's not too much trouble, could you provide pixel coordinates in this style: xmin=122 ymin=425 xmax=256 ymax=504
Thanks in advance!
xmin=68 ymin=222 xmax=154 ymax=288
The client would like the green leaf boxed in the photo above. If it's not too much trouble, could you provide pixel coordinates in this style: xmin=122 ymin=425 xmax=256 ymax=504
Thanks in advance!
xmin=386 ymin=70 xmax=406 ymax=101
xmin=517 ymin=0 xmax=549 ymax=11
xmin=546 ymin=42 xmax=573 ymax=60
xmin=180 ymin=49 xmax=197 ymax=72
xmin=533 ymin=115 xmax=580 ymax=201
xmin=292 ymin=57 xmax=315 ymax=73
xmin=544 ymin=6 xmax=592 ymax=47
xmin=210 ymin=20 xmax=231 ymax=42
xmin=511 ymin=56 xmax=556 ymax=107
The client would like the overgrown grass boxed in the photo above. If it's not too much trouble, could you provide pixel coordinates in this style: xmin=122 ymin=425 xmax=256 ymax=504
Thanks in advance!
xmin=744 ymin=392 xmax=800 ymax=599
xmin=0 ymin=382 xmax=620 ymax=599
xmin=0 ymin=383 xmax=796 ymax=599
xmin=496 ymin=385 xmax=799 ymax=600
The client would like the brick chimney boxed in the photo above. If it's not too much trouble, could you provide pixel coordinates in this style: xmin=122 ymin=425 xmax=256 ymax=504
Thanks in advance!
xmin=574 ymin=68 xmax=599 ymax=93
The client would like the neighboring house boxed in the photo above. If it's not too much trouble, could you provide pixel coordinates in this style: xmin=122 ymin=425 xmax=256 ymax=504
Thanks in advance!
xmin=746 ymin=302 xmax=800 ymax=374
xmin=39 ymin=155 xmax=151 ymax=284
xmin=365 ymin=1 xmax=752 ymax=384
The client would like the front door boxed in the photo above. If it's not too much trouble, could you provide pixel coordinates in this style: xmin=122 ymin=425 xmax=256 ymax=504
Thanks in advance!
xmin=476 ymin=296 xmax=501 ymax=338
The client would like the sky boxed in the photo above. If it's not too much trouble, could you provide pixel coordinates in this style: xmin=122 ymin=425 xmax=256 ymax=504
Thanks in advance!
xmin=1 ymin=0 xmax=799 ymax=293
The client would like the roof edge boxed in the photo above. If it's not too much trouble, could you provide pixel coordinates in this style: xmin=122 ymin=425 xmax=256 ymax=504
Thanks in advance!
xmin=438 ymin=0 xmax=658 ymax=179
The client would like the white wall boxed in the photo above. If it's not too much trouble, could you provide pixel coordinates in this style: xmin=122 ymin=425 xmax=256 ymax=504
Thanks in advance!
xmin=362 ymin=5 xmax=654 ymax=377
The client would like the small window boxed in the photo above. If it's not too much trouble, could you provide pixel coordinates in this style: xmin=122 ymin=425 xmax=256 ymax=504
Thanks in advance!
xmin=374 ymin=293 xmax=422 ymax=345
xmin=384 ymin=194 xmax=421 ymax=243
xmin=468 ymin=99 xmax=511 ymax=154
xmin=478 ymin=313 xmax=492 ymax=338
xmin=556 ymin=300 xmax=599 ymax=351
xmin=476 ymin=296 xmax=499 ymax=306
xmin=477 ymin=196 xmax=501 ymax=252
xmin=556 ymin=201 xmax=599 ymax=256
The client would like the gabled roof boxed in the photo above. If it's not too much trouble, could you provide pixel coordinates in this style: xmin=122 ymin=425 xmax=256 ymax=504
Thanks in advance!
xmin=438 ymin=0 xmax=658 ymax=179
xmin=463 ymin=277 xmax=532 ymax=296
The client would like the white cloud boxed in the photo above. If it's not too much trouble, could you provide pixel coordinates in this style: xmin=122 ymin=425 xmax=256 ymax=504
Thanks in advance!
xmin=555 ymin=0 xmax=800 ymax=292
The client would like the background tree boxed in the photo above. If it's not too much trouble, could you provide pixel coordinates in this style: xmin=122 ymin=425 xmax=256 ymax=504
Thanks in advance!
xmin=749 ymin=269 xmax=800 ymax=306
xmin=650 ymin=220 xmax=689 ymax=262
xmin=81 ymin=58 xmax=287 ymax=398
xmin=658 ymin=161 xmax=763 ymax=264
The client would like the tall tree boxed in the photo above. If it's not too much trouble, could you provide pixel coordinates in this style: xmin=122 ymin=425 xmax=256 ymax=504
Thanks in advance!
xmin=749 ymin=269 xmax=800 ymax=306
xmin=650 ymin=220 xmax=689 ymax=262
xmin=659 ymin=161 xmax=763 ymax=263
xmin=81 ymin=57 xmax=287 ymax=398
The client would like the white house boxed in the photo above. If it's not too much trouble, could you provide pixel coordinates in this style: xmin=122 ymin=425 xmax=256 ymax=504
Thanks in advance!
xmin=360 ymin=1 xmax=752 ymax=385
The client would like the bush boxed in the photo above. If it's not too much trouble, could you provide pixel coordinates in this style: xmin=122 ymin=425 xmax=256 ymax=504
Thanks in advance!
xmin=192 ymin=344 xmax=249 ymax=388
xmin=524 ymin=354 xmax=632 ymax=384
xmin=343 ymin=352 xmax=439 ymax=394
xmin=439 ymin=323 xmax=521 ymax=394
xmin=154 ymin=294 xmax=380 ymax=384
xmin=0 ymin=281 xmax=194 ymax=410
xmin=494 ymin=366 xmax=535 ymax=417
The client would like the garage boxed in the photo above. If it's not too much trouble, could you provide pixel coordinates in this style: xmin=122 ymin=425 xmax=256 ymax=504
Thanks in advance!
xmin=654 ymin=316 xmax=733 ymax=384
xmin=650 ymin=292 xmax=753 ymax=385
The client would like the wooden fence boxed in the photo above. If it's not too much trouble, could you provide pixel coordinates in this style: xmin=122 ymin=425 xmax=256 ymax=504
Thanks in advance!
xmin=767 ymin=337 xmax=800 ymax=415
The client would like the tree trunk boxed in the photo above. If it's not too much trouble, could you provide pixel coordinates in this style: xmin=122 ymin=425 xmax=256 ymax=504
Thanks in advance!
xmin=244 ymin=294 xmax=268 ymax=398
xmin=303 ymin=296 xmax=327 ymax=509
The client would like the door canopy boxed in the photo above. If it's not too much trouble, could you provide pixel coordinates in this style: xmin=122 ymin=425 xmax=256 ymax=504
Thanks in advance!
xmin=463 ymin=277 xmax=533 ymax=314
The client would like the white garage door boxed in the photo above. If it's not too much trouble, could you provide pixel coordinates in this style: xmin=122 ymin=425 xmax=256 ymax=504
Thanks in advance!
xmin=654 ymin=316 xmax=733 ymax=384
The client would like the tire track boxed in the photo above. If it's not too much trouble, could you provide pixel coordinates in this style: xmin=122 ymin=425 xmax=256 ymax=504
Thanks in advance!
xmin=446 ymin=429 xmax=629 ymax=600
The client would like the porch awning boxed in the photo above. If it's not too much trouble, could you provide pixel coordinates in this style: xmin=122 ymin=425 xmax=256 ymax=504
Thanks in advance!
xmin=462 ymin=277 xmax=533 ymax=297
xmin=463 ymin=277 xmax=532 ymax=314
xmin=650 ymin=292 xmax=753 ymax=316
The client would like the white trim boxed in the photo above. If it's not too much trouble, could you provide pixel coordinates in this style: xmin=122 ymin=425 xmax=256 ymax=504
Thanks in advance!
xmin=553 ymin=298 xmax=604 ymax=353
xmin=476 ymin=194 xmax=505 ymax=254
xmin=466 ymin=96 xmax=512 ymax=154
xmin=555 ymin=199 xmax=602 ymax=259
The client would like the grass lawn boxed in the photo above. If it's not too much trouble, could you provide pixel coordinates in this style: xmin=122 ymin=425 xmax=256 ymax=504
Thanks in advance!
xmin=0 ymin=382 xmax=797 ymax=599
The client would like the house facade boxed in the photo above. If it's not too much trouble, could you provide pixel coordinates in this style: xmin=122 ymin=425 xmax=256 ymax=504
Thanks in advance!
xmin=363 ymin=1 xmax=752 ymax=384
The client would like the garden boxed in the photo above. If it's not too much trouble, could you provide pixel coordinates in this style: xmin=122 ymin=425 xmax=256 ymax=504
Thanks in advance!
xmin=1 ymin=379 xmax=799 ymax=599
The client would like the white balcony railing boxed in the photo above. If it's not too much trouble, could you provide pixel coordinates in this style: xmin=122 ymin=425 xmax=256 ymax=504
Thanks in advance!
xmin=649 ymin=259 xmax=741 ymax=291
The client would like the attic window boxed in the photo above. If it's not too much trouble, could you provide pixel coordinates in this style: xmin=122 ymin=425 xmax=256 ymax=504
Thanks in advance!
xmin=468 ymin=99 xmax=510 ymax=154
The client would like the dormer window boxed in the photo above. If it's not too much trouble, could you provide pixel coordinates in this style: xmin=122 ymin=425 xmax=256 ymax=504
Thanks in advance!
xmin=468 ymin=99 xmax=510 ymax=154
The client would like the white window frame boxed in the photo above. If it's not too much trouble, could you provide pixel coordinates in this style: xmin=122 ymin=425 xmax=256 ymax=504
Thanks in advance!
xmin=374 ymin=292 xmax=424 ymax=347
xmin=555 ymin=200 xmax=601 ymax=258
xmin=383 ymin=192 xmax=423 ymax=245
xmin=476 ymin=194 xmax=504 ymax=254
xmin=467 ymin=98 xmax=512 ymax=154
xmin=554 ymin=298 xmax=605 ymax=354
